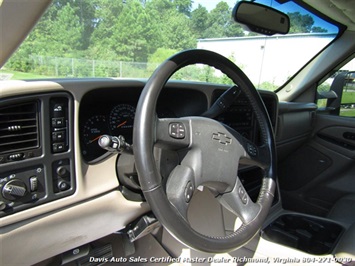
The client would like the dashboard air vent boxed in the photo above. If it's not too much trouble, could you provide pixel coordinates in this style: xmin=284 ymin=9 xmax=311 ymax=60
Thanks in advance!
xmin=0 ymin=102 xmax=40 ymax=154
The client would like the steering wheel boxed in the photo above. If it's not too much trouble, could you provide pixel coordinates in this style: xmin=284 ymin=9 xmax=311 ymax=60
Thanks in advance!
xmin=133 ymin=49 xmax=276 ymax=253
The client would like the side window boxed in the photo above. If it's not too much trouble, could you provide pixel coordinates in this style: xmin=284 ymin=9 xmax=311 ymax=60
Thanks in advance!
xmin=317 ymin=57 xmax=355 ymax=117
xmin=341 ymin=71 xmax=355 ymax=116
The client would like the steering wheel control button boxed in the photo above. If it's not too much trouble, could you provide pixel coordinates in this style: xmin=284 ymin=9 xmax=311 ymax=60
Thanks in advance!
xmin=184 ymin=181 xmax=194 ymax=203
xmin=238 ymin=186 xmax=248 ymax=204
xmin=169 ymin=122 xmax=185 ymax=139
xmin=247 ymin=143 xmax=257 ymax=157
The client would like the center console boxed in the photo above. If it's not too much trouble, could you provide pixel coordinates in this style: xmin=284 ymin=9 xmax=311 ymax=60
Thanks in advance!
xmin=262 ymin=214 xmax=344 ymax=255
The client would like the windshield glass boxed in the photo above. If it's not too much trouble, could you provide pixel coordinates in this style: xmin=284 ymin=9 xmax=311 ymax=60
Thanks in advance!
xmin=0 ymin=0 xmax=339 ymax=90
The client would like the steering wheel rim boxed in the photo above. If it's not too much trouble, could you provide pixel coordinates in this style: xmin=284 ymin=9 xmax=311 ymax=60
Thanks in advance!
xmin=133 ymin=49 xmax=276 ymax=253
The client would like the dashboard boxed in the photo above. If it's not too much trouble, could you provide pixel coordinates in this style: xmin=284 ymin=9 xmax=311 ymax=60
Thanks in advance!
xmin=0 ymin=79 xmax=278 ymax=265
xmin=0 ymin=80 xmax=278 ymax=218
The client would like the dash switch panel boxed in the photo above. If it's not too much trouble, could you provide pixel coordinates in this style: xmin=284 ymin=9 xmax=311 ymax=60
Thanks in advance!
xmin=50 ymin=97 xmax=69 ymax=153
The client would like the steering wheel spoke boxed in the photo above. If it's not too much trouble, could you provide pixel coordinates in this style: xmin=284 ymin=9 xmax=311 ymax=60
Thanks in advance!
xmin=218 ymin=177 xmax=261 ymax=224
xmin=166 ymin=165 xmax=195 ymax=221
xmin=238 ymin=138 xmax=271 ymax=170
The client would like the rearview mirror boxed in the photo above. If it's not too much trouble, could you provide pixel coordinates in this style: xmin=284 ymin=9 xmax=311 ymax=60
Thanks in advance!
xmin=232 ymin=1 xmax=290 ymax=36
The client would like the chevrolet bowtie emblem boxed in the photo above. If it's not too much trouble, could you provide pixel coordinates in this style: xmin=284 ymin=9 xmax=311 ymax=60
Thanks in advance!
xmin=212 ymin=132 xmax=232 ymax=145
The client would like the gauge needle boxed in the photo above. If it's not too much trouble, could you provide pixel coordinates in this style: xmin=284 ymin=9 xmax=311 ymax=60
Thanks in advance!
xmin=88 ymin=135 xmax=102 ymax=144
xmin=117 ymin=120 xmax=127 ymax=128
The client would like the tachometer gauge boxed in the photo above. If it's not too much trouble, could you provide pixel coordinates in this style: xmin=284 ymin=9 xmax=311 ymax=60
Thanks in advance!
xmin=110 ymin=104 xmax=136 ymax=143
xmin=82 ymin=115 xmax=109 ymax=162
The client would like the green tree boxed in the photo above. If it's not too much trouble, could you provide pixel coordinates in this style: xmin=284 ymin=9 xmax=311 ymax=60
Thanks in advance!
xmin=147 ymin=48 xmax=178 ymax=72
xmin=311 ymin=26 xmax=328 ymax=33
xmin=288 ymin=12 xmax=313 ymax=33
xmin=148 ymin=48 xmax=178 ymax=63
xmin=50 ymin=3 xmax=84 ymax=55
xmin=204 ymin=2 xmax=244 ymax=38
xmin=88 ymin=0 xmax=125 ymax=60
xmin=191 ymin=4 xmax=209 ymax=39
xmin=47 ymin=0 xmax=96 ymax=49
xmin=146 ymin=0 xmax=174 ymax=20
xmin=111 ymin=0 xmax=160 ymax=61
xmin=146 ymin=0 xmax=196 ymax=51
xmin=288 ymin=12 xmax=326 ymax=33
xmin=288 ymin=12 xmax=328 ymax=33
xmin=160 ymin=10 xmax=196 ymax=50
xmin=173 ymin=0 xmax=192 ymax=16
xmin=71 ymin=0 xmax=97 ymax=50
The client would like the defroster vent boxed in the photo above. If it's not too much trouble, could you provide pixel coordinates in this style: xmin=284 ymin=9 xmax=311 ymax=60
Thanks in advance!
xmin=0 ymin=101 xmax=40 ymax=162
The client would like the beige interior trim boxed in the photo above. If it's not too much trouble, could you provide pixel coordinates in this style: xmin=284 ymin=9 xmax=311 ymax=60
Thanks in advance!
xmin=304 ymin=0 xmax=355 ymax=31
xmin=0 ymin=191 xmax=149 ymax=265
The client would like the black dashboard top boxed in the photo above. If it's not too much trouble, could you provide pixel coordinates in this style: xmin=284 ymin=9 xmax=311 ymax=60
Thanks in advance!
xmin=79 ymin=83 xmax=278 ymax=163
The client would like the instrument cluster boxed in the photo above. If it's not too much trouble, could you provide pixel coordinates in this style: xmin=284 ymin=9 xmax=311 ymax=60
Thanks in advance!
xmin=79 ymin=86 xmax=208 ymax=163
xmin=81 ymin=103 xmax=137 ymax=162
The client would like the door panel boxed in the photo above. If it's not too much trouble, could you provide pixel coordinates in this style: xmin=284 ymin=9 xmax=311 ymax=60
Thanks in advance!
xmin=276 ymin=102 xmax=317 ymax=161
xmin=279 ymin=113 xmax=355 ymax=217
xmin=314 ymin=116 xmax=355 ymax=159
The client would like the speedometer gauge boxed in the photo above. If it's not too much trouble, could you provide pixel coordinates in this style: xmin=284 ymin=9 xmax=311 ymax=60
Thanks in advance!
xmin=110 ymin=104 xmax=135 ymax=143
xmin=82 ymin=115 xmax=109 ymax=162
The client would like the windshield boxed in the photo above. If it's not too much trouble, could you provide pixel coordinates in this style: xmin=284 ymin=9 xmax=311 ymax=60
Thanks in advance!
xmin=0 ymin=0 xmax=339 ymax=90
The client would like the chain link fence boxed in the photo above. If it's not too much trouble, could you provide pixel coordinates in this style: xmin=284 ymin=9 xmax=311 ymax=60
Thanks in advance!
xmin=29 ymin=55 xmax=160 ymax=78
xmin=4 ymin=55 xmax=236 ymax=85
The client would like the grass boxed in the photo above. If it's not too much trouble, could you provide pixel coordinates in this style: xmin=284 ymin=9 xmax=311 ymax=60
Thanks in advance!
xmin=340 ymin=108 xmax=355 ymax=117
xmin=0 ymin=69 xmax=51 ymax=80
xmin=342 ymin=89 xmax=355 ymax=103
xmin=318 ymin=88 xmax=355 ymax=117
xmin=340 ymin=89 xmax=355 ymax=117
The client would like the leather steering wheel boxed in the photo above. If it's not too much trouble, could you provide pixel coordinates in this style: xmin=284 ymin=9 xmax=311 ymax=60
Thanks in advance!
xmin=133 ymin=49 xmax=276 ymax=253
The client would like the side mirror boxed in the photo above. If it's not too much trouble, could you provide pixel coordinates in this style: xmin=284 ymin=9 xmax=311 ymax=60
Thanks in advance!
xmin=232 ymin=1 xmax=290 ymax=36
